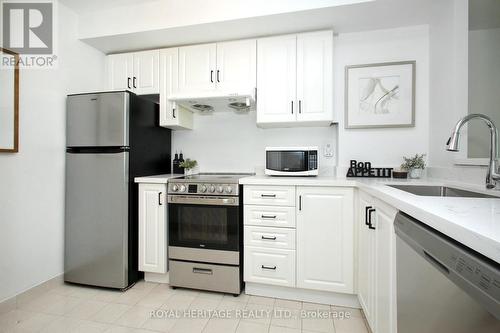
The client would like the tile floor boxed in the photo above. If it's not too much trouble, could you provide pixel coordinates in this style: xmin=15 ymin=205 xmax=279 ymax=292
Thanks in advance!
xmin=0 ymin=281 xmax=369 ymax=333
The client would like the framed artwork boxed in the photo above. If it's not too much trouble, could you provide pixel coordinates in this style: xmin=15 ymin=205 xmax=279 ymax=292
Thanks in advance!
xmin=345 ymin=61 xmax=415 ymax=129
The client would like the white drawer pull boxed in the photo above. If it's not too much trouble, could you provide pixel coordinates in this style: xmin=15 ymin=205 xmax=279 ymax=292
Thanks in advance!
xmin=261 ymin=194 xmax=276 ymax=198
xmin=261 ymin=235 xmax=277 ymax=241
xmin=261 ymin=215 xmax=277 ymax=219
xmin=261 ymin=265 xmax=277 ymax=270
xmin=193 ymin=267 xmax=213 ymax=275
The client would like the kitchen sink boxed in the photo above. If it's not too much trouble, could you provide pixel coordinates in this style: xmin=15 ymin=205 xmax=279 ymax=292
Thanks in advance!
xmin=387 ymin=185 xmax=499 ymax=198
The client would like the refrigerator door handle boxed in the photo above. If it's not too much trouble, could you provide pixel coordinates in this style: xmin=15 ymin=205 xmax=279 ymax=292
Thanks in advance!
xmin=66 ymin=147 xmax=130 ymax=154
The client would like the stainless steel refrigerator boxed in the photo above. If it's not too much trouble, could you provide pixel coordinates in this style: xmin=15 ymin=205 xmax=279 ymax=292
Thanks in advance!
xmin=64 ymin=91 xmax=171 ymax=289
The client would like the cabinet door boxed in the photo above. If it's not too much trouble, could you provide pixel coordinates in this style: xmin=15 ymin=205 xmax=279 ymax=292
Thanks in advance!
xmin=374 ymin=200 xmax=397 ymax=333
xmin=256 ymin=35 xmax=297 ymax=124
xmin=296 ymin=187 xmax=354 ymax=293
xmin=138 ymin=184 xmax=167 ymax=274
xmin=133 ymin=50 xmax=160 ymax=95
xmin=159 ymin=48 xmax=193 ymax=130
xmin=178 ymin=43 xmax=217 ymax=93
xmin=216 ymin=39 xmax=256 ymax=93
xmin=296 ymin=31 xmax=333 ymax=122
xmin=107 ymin=53 xmax=133 ymax=90
xmin=358 ymin=191 xmax=376 ymax=329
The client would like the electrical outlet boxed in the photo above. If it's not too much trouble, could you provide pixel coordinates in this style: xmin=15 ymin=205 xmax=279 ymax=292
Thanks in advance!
xmin=324 ymin=143 xmax=334 ymax=158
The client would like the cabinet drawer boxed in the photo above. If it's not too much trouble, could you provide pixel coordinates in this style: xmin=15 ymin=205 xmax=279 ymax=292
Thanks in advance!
xmin=244 ymin=205 xmax=296 ymax=228
xmin=244 ymin=246 xmax=295 ymax=287
xmin=169 ymin=260 xmax=240 ymax=294
xmin=244 ymin=226 xmax=296 ymax=249
xmin=244 ymin=186 xmax=295 ymax=206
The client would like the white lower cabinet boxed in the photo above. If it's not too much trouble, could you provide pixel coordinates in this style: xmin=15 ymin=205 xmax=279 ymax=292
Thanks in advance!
xmin=138 ymin=183 xmax=167 ymax=274
xmin=296 ymin=187 xmax=354 ymax=293
xmin=243 ymin=205 xmax=296 ymax=228
xmin=358 ymin=190 xmax=397 ymax=333
xmin=244 ymin=226 xmax=295 ymax=250
xmin=244 ymin=247 xmax=296 ymax=287
xmin=243 ymin=185 xmax=355 ymax=296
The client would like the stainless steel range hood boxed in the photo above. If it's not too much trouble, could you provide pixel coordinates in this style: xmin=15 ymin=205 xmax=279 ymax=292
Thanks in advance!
xmin=168 ymin=90 xmax=255 ymax=113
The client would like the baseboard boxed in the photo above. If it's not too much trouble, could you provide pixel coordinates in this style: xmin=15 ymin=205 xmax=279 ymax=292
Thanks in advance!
xmin=144 ymin=272 xmax=169 ymax=284
xmin=245 ymin=282 xmax=361 ymax=308
xmin=0 ymin=274 xmax=64 ymax=314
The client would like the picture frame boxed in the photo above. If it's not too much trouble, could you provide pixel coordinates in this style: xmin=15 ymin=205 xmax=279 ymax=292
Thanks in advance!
xmin=345 ymin=61 xmax=416 ymax=129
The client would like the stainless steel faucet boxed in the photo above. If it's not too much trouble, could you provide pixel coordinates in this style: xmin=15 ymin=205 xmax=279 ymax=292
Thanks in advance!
xmin=446 ymin=113 xmax=500 ymax=189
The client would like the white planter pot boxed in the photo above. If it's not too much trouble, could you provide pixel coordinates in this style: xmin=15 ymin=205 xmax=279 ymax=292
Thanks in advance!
xmin=409 ymin=168 xmax=424 ymax=179
xmin=184 ymin=167 xmax=199 ymax=176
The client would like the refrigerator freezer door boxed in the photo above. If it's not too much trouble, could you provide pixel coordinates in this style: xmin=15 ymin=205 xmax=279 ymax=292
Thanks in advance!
xmin=66 ymin=92 xmax=129 ymax=147
xmin=65 ymin=151 xmax=129 ymax=288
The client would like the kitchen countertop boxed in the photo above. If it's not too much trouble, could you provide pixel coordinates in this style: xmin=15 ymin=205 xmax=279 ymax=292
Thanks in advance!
xmin=134 ymin=174 xmax=184 ymax=184
xmin=240 ymin=175 xmax=500 ymax=263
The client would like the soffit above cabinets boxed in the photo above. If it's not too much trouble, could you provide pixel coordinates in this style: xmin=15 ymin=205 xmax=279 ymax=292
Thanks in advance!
xmin=75 ymin=0 xmax=434 ymax=54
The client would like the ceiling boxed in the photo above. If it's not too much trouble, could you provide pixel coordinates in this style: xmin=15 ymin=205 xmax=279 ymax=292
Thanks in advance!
xmin=66 ymin=0 xmax=434 ymax=54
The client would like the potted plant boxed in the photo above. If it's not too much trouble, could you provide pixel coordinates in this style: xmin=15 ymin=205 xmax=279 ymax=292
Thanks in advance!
xmin=401 ymin=154 xmax=426 ymax=179
xmin=180 ymin=158 xmax=198 ymax=176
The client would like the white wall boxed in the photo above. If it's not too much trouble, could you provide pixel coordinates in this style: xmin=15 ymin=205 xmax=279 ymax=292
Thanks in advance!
xmin=0 ymin=3 xmax=106 ymax=302
xmin=335 ymin=25 xmax=430 ymax=173
xmin=172 ymin=112 xmax=337 ymax=175
xmin=172 ymin=25 xmax=430 ymax=176
xmin=428 ymin=0 xmax=468 ymax=168
xmin=467 ymin=27 xmax=500 ymax=158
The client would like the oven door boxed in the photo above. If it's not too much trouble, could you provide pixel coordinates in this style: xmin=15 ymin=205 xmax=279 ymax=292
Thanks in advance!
xmin=168 ymin=195 xmax=240 ymax=252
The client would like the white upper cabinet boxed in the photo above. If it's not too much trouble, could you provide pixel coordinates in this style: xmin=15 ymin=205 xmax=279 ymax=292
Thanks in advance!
xmin=159 ymin=48 xmax=193 ymax=130
xmin=133 ymin=50 xmax=160 ymax=95
xmin=296 ymin=31 xmax=333 ymax=122
xmin=216 ymin=39 xmax=256 ymax=93
xmin=106 ymin=50 xmax=159 ymax=95
xmin=256 ymin=30 xmax=333 ymax=127
xmin=257 ymin=34 xmax=297 ymax=124
xmin=296 ymin=187 xmax=354 ymax=293
xmin=178 ymin=43 xmax=217 ymax=94
xmin=107 ymin=53 xmax=133 ymax=91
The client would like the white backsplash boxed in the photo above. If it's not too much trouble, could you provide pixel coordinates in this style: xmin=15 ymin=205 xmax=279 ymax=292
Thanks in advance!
xmin=426 ymin=166 xmax=489 ymax=185
xmin=171 ymin=111 xmax=337 ymax=176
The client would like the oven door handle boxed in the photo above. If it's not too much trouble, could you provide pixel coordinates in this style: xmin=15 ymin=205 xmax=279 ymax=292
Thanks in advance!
xmin=167 ymin=195 xmax=239 ymax=206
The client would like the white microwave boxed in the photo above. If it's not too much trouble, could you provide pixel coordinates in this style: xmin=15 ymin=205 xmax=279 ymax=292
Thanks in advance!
xmin=265 ymin=147 xmax=319 ymax=176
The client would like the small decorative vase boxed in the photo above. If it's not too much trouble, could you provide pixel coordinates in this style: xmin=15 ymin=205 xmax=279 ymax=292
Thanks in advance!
xmin=409 ymin=168 xmax=423 ymax=179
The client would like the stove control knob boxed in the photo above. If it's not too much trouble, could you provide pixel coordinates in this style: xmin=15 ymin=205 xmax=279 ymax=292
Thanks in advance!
xmin=200 ymin=185 xmax=207 ymax=193
xmin=209 ymin=185 xmax=216 ymax=193
xmin=179 ymin=185 xmax=186 ymax=192
xmin=217 ymin=186 xmax=224 ymax=193
xmin=171 ymin=184 xmax=179 ymax=192
xmin=225 ymin=186 xmax=233 ymax=194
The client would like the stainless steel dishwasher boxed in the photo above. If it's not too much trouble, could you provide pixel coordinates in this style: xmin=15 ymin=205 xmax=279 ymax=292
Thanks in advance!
xmin=394 ymin=212 xmax=500 ymax=333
